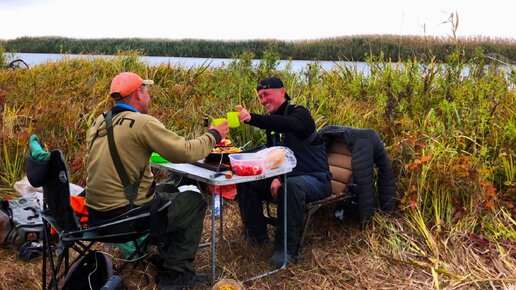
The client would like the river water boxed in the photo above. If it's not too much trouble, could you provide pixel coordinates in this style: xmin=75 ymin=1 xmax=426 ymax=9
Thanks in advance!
xmin=6 ymin=52 xmax=370 ymax=74
xmin=8 ymin=52 xmax=513 ymax=77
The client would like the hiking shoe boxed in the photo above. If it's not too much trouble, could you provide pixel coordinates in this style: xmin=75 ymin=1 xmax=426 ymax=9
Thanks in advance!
xmin=18 ymin=241 xmax=43 ymax=261
xmin=149 ymin=254 xmax=166 ymax=272
xmin=157 ymin=271 xmax=208 ymax=290
xmin=269 ymin=250 xmax=293 ymax=268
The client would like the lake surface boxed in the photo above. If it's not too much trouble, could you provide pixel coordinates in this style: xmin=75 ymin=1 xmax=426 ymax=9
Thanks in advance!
xmin=6 ymin=52 xmax=369 ymax=74
xmin=7 ymin=53 xmax=513 ymax=77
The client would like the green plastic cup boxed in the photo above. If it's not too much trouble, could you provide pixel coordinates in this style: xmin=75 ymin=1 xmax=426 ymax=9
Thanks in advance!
xmin=226 ymin=112 xmax=240 ymax=128
xmin=212 ymin=118 xmax=227 ymax=126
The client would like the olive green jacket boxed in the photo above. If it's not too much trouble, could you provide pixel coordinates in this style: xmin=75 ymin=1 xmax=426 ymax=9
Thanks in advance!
xmin=86 ymin=110 xmax=215 ymax=211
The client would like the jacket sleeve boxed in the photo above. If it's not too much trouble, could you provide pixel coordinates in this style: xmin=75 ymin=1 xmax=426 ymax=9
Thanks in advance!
xmin=351 ymin=137 xmax=376 ymax=223
xmin=140 ymin=117 xmax=216 ymax=163
xmin=248 ymin=106 xmax=316 ymax=141
xmin=372 ymin=131 xmax=396 ymax=211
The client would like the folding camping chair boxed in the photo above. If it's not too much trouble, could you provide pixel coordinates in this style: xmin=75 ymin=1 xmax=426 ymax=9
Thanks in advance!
xmin=264 ymin=135 xmax=356 ymax=251
xmin=265 ymin=126 xmax=396 ymax=254
xmin=299 ymin=136 xmax=355 ymax=248
xmin=26 ymin=147 xmax=170 ymax=290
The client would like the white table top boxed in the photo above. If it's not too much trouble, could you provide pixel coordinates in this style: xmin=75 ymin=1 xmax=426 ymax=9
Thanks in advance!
xmin=151 ymin=161 xmax=293 ymax=186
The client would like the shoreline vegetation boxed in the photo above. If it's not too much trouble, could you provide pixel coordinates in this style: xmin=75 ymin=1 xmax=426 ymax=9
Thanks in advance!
xmin=0 ymin=39 xmax=515 ymax=289
xmin=1 ymin=35 xmax=516 ymax=63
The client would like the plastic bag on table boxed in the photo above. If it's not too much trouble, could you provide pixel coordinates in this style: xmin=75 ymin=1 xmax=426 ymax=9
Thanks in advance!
xmin=255 ymin=146 xmax=297 ymax=170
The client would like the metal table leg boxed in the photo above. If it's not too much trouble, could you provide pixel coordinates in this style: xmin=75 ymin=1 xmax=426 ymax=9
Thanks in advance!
xmin=282 ymin=173 xmax=288 ymax=269
xmin=243 ymin=173 xmax=289 ymax=282
xmin=211 ymin=188 xmax=216 ymax=285
xmin=210 ymin=185 xmax=225 ymax=285
xmin=219 ymin=186 xmax=224 ymax=242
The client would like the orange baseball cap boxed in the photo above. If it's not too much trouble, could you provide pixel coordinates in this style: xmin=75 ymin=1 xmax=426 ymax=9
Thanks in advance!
xmin=109 ymin=72 xmax=154 ymax=98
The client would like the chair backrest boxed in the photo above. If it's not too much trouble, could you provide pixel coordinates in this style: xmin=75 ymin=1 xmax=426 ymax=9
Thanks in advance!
xmin=326 ymin=136 xmax=353 ymax=196
xmin=26 ymin=150 xmax=79 ymax=233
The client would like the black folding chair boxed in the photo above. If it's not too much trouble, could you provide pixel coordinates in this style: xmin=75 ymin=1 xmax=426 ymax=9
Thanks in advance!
xmin=26 ymin=149 xmax=170 ymax=289
xmin=300 ymin=136 xmax=355 ymax=248
xmin=263 ymin=136 xmax=356 ymax=251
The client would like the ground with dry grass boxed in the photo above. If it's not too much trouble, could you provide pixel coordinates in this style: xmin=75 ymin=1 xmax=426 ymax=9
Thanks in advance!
xmin=1 ymin=201 xmax=514 ymax=290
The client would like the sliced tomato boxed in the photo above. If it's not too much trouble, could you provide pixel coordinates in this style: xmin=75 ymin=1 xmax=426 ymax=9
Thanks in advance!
xmin=232 ymin=163 xmax=263 ymax=176
xmin=216 ymin=139 xmax=232 ymax=146
xmin=231 ymin=164 xmax=245 ymax=176
xmin=242 ymin=166 xmax=251 ymax=176
xmin=251 ymin=165 xmax=262 ymax=175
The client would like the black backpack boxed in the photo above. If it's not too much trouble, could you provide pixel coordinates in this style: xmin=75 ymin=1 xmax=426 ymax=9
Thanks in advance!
xmin=62 ymin=250 xmax=118 ymax=290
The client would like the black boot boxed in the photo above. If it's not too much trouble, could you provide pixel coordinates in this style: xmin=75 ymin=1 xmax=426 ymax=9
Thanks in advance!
xmin=271 ymin=225 xmax=301 ymax=267
xmin=157 ymin=270 xmax=208 ymax=290
xmin=269 ymin=249 xmax=293 ymax=267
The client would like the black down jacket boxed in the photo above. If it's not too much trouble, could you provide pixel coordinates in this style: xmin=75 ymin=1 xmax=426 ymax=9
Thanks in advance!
xmin=319 ymin=125 xmax=396 ymax=223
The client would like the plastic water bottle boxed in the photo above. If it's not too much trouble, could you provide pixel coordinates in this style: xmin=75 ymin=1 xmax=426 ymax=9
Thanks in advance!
xmin=213 ymin=194 xmax=221 ymax=217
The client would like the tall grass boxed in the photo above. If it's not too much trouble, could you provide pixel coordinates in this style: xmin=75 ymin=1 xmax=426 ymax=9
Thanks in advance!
xmin=0 ymin=47 xmax=514 ymax=288
xmin=0 ymin=105 xmax=30 ymax=188
xmin=0 ymin=44 xmax=6 ymax=67
xmin=3 ymin=35 xmax=516 ymax=62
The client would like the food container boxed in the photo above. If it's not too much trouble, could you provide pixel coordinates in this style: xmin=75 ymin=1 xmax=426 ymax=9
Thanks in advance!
xmin=150 ymin=152 xmax=168 ymax=163
xmin=212 ymin=278 xmax=244 ymax=290
xmin=228 ymin=153 xmax=266 ymax=176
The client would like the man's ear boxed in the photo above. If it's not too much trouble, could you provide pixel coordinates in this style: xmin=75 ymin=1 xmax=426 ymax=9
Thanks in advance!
xmin=134 ymin=86 xmax=145 ymax=100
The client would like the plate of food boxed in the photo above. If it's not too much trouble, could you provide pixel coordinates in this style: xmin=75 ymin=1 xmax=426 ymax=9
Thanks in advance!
xmin=216 ymin=138 xmax=232 ymax=147
xmin=205 ymin=145 xmax=242 ymax=164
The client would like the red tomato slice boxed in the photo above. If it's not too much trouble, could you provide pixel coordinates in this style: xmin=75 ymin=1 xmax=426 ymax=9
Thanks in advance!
xmin=232 ymin=163 xmax=263 ymax=176
xmin=251 ymin=165 xmax=262 ymax=175
xmin=232 ymin=164 xmax=245 ymax=176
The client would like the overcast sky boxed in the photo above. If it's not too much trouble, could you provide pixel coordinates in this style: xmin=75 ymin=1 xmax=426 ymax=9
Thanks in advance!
xmin=0 ymin=0 xmax=514 ymax=40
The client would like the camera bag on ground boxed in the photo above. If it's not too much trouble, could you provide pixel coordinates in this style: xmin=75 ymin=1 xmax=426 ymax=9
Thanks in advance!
xmin=0 ymin=195 xmax=44 ymax=248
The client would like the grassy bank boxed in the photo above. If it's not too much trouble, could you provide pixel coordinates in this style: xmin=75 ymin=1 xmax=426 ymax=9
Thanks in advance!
xmin=0 ymin=48 xmax=515 ymax=289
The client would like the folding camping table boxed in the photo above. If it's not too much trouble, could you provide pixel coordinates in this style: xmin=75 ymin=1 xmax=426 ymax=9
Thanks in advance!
xmin=151 ymin=160 xmax=292 ymax=284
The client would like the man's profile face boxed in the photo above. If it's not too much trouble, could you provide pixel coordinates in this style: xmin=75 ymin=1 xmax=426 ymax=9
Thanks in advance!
xmin=257 ymin=87 xmax=285 ymax=114
xmin=138 ymin=85 xmax=151 ymax=114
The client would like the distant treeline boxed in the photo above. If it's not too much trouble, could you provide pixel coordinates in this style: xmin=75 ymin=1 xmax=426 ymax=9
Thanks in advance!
xmin=1 ymin=35 xmax=515 ymax=62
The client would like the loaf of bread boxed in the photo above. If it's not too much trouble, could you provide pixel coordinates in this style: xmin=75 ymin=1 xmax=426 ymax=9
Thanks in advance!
xmin=266 ymin=148 xmax=286 ymax=169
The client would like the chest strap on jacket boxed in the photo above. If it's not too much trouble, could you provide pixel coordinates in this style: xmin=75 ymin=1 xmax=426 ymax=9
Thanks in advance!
xmin=105 ymin=111 xmax=145 ymax=208
xmin=266 ymin=104 xmax=318 ymax=147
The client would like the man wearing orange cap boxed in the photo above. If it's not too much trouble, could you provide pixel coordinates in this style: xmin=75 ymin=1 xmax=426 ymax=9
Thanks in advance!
xmin=85 ymin=72 xmax=229 ymax=289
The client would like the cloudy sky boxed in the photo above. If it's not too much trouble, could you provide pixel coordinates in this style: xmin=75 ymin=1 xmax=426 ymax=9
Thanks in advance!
xmin=0 ymin=0 xmax=514 ymax=40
